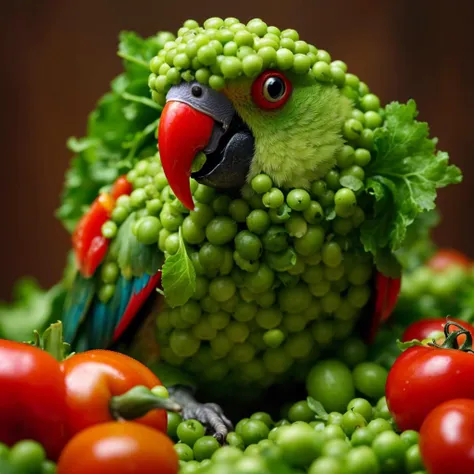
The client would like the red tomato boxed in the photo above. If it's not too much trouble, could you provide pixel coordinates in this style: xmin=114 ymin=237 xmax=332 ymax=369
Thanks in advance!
xmin=420 ymin=399 xmax=474 ymax=474
xmin=61 ymin=350 xmax=169 ymax=437
xmin=0 ymin=341 xmax=68 ymax=460
xmin=57 ymin=421 xmax=179 ymax=474
xmin=427 ymin=249 xmax=472 ymax=272
xmin=402 ymin=318 xmax=474 ymax=346
xmin=386 ymin=344 xmax=474 ymax=431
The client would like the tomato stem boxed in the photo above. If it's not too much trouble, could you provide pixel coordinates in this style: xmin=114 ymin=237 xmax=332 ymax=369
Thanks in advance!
xmin=109 ymin=385 xmax=182 ymax=421
xmin=428 ymin=321 xmax=474 ymax=353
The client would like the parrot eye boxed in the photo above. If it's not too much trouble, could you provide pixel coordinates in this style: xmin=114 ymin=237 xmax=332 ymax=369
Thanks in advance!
xmin=251 ymin=70 xmax=292 ymax=110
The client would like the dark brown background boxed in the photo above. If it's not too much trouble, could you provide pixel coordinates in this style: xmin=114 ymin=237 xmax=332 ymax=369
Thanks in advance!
xmin=1 ymin=0 xmax=473 ymax=300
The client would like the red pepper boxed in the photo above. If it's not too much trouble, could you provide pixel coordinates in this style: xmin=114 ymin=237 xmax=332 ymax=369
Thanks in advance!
xmin=0 ymin=340 xmax=68 ymax=461
xmin=111 ymin=175 xmax=133 ymax=200
xmin=72 ymin=175 xmax=133 ymax=278
xmin=60 ymin=349 xmax=180 ymax=438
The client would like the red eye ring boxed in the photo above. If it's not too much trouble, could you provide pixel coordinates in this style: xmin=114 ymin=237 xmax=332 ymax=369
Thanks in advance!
xmin=251 ymin=70 xmax=292 ymax=110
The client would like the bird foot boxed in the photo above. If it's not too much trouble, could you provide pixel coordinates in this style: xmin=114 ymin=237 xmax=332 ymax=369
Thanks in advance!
xmin=168 ymin=385 xmax=233 ymax=443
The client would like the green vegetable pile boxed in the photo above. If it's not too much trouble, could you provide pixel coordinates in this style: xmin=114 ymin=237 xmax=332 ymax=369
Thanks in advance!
xmin=167 ymin=351 xmax=426 ymax=474
xmin=395 ymin=263 xmax=474 ymax=324
xmin=0 ymin=440 xmax=56 ymax=474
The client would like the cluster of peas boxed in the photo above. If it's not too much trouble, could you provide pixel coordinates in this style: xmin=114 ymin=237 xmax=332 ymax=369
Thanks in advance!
xmin=170 ymin=402 xmax=425 ymax=474
xmin=166 ymin=346 xmax=425 ymax=473
xmin=147 ymin=16 xmax=385 ymax=153
xmin=97 ymin=149 xmax=379 ymax=391
xmin=397 ymin=262 xmax=474 ymax=319
xmin=0 ymin=440 xmax=56 ymax=474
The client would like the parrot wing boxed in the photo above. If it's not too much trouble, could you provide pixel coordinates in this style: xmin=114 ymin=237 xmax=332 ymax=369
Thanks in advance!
xmin=62 ymin=178 xmax=164 ymax=351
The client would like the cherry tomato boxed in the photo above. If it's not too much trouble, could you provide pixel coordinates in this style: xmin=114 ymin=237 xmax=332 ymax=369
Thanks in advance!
xmin=57 ymin=421 xmax=179 ymax=474
xmin=61 ymin=350 xmax=168 ymax=437
xmin=0 ymin=340 xmax=68 ymax=460
xmin=386 ymin=339 xmax=474 ymax=431
xmin=402 ymin=317 xmax=474 ymax=346
xmin=427 ymin=249 xmax=472 ymax=272
xmin=420 ymin=399 xmax=474 ymax=474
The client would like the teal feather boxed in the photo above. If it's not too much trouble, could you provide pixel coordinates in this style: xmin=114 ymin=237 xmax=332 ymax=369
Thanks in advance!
xmin=62 ymin=273 xmax=96 ymax=344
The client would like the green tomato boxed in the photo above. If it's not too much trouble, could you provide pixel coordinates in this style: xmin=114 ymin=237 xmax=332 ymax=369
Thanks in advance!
xmin=240 ymin=420 xmax=270 ymax=446
xmin=342 ymin=409 xmax=367 ymax=437
xmin=211 ymin=446 xmax=243 ymax=464
xmin=372 ymin=431 xmax=407 ymax=472
xmin=175 ymin=443 xmax=194 ymax=461
xmin=288 ymin=401 xmax=315 ymax=423
xmin=352 ymin=362 xmax=388 ymax=400
xmin=345 ymin=446 xmax=380 ymax=474
xmin=276 ymin=424 xmax=323 ymax=468
xmin=350 ymin=427 xmax=376 ymax=447
xmin=8 ymin=440 xmax=46 ymax=474
xmin=347 ymin=398 xmax=373 ymax=422
xmin=321 ymin=438 xmax=351 ymax=458
xmin=226 ymin=432 xmax=245 ymax=450
xmin=177 ymin=419 xmax=206 ymax=447
xmin=308 ymin=456 xmax=345 ymax=474
xmin=167 ymin=411 xmax=183 ymax=440
xmin=306 ymin=359 xmax=355 ymax=413
xmin=250 ymin=412 xmax=274 ymax=428
xmin=367 ymin=418 xmax=393 ymax=436
xmin=193 ymin=436 xmax=220 ymax=461
xmin=405 ymin=444 xmax=424 ymax=472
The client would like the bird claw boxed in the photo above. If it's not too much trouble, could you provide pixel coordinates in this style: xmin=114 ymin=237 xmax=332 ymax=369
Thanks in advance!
xmin=183 ymin=402 xmax=233 ymax=443
xmin=168 ymin=385 xmax=234 ymax=443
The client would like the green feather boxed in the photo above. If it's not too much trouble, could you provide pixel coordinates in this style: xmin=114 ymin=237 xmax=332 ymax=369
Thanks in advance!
xmin=225 ymin=74 xmax=352 ymax=189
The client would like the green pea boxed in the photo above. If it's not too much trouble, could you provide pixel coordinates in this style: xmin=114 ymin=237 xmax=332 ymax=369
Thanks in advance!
xmin=361 ymin=93 xmax=380 ymax=111
xmin=276 ymin=48 xmax=294 ymax=70
xmin=220 ymin=56 xmax=242 ymax=78
xmin=101 ymin=221 xmax=117 ymax=239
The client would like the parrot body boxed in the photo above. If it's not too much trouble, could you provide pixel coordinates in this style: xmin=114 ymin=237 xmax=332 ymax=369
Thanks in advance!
xmin=61 ymin=16 xmax=461 ymax=433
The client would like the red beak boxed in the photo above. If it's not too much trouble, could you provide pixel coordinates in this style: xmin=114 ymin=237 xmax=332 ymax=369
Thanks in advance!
xmin=158 ymin=101 xmax=215 ymax=210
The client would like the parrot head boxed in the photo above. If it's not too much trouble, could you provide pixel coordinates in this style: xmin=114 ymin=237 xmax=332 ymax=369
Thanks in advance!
xmin=154 ymin=18 xmax=352 ymax=210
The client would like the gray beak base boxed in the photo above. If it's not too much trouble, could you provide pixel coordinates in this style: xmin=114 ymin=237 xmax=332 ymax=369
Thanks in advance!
xmin=165 ymin=81 xmax=255 ymax=191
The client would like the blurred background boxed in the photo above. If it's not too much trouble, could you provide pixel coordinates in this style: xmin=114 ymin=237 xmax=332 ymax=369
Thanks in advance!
xmin=1 ymin=0 xmax=473 ymax=300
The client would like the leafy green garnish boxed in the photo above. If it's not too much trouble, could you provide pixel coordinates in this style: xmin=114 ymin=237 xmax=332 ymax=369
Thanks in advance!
xmin=0 ymin=279 xmax=66 ymax=342
xmin=307 ymin=397 xmax=329 ymax=421
xmin=340 ymin=175 xmax=364 ymax=192
xmin=56 ymin=31 xmax=171 ymax=232
xmin=361 ymin=100 xmax=462 ymax=273
xmin=160 ymin=228 xmax=196 ymax=308
xmin=395 ymin=209 xmax=439 ymax=270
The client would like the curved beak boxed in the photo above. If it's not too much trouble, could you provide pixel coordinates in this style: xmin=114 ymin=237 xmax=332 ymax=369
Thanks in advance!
xmin=158 ymin=101 xmax=214 ymax=210
xmin=158 ymin=81 xmax=254 ymax=210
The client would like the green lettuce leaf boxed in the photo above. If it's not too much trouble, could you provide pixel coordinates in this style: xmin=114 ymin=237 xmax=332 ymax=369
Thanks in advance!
xmin=361 ymin=100 xmax=462 ymax=273
xmin=160 ymin=229 xmax=196 ymax=308
xmin=56 ymin=31 xmax=172 ymax=232
xmin=0 ymin=279 xmax=66 ymax=342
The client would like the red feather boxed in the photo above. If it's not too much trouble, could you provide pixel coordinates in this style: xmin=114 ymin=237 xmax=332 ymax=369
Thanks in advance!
xmin=112 ymin=271 xmax=162 ymax=343
xmin=367 ymin=272 xmax=402 ymax=343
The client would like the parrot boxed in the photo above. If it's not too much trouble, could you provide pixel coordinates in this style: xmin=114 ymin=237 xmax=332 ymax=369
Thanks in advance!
xmin=61 ymin=16 xmax=461 ymax=441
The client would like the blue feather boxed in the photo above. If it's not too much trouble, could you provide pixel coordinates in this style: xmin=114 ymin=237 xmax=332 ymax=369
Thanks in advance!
xmin=63 ymin=273 xmax=157 ymax=351
xmin=62 ymin=274 xmax=95 ymax=344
